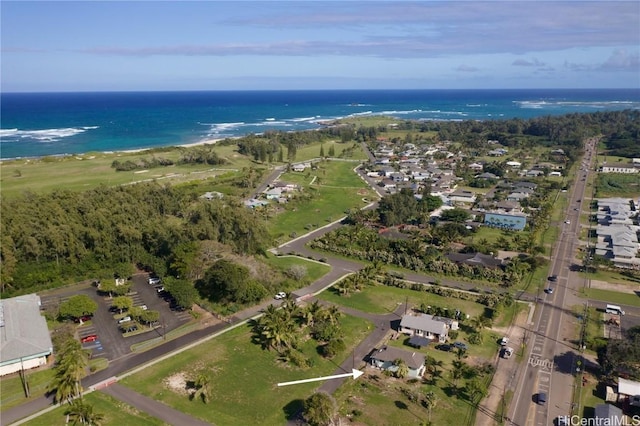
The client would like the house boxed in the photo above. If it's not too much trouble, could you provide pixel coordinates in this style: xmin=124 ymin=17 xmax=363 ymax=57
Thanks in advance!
xmin=390 ymin=172 xmax=406 ymax=183
xmin=506 ymin=161 xmax=522 ymax=168
xmin=368 ymin=346 xmax=426 ymax=378
xmin=292 ymin=162 xmax=312 ymax=172
xmin=0 ymin=294 xmax=53 ymax=376
xmin=484 ymin=212 xmax=527 ymax=231
xmin=399 ymin=313 xmax=455 ymax=343
xmin=448 ymin=190 xmax=477 ymax=204
xmin=617 ymin=377 xmax=640 ymax=406
xmin=244 ymin=198 xmax=269 ymax=209
xmin=200 ymin=191 xmax=224 ymax=200
xmin=264 ymin=188 xmax=283 ymax=200
xmin=525 ymin=169 xmax=545 ymax=177
xmin=476 ymin=172 xmax=497 ymax=180
xmin=513 ymin=181 xmax=537 ymax=190
xmin=468 ymin=162 xmax=484 ymax=171
xmin=506 ymin=192 xmax=529 ymax=202
xmin=548 ymin=171 xmax=562 ymax=177
xmin=601 ymin=163 xmax=639 ymax=174
xmin=446 ymin=252 xmax=503 ymax=269
xmin=593 ymin=404 xmax=624 ymax=425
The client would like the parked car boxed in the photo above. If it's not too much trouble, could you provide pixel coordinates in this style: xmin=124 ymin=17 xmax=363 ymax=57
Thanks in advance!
xmin=155 ymin=286 xmax=165 ymax=293
xmin=548 ymin=275 xmax=558 ymax=282
xmin=537 ymin=392 xmax=547 ymax=405
xmin=544 ymin=287 xmax=554 ymax=294
xmin=502 ymin=347 xmax=514 ymax=359
xmin=140 ymin=305 xmax=148 ymax=310
xmin=80 ymin=334 xmax=98 ymax=343
xmin=453 ymin=342 xmax=468 ymax=351
xmin=435 ymin=344 xmax=452 ymax=352
xmin=274 ymin=292 xmax=287 ymax=300
xmin=118 ymin=316 xmax=132 ymax=324
xmin=123 ymin=325 xmax=138 ymax=333
xmin=75 ymin=315 xmax=93 ymax=323
xmin=500 ymin=337 xmax=509 ymax=346
xmin=148 ymin=277 xmax=161 ymax=285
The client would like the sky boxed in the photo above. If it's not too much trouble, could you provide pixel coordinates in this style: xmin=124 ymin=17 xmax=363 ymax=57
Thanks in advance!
xmin=1 ymin=1 xmax=639 ymax=92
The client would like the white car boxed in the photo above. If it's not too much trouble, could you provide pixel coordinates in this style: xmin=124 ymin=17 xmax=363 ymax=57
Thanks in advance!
xmin=502 ymin=347 xmax=514 ymax=359
xmin=140 ymin=305 xmax=148 ymax=311
xmin=274 ymin=292 xmax=287 ymax=300
xmin=118 ymin=316 xmax=132 ymax=324
xmin=148 ymin=277 xmax=161 ymax=285
xmin=500 ymin=337 xmax=509 ymax=346
xmin=564 ymin=220 xmax=571 ymax=224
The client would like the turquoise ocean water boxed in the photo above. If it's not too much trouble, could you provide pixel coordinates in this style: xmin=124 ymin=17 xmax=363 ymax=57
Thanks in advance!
xmin=1 ymin=89 xmax=639 ymax=159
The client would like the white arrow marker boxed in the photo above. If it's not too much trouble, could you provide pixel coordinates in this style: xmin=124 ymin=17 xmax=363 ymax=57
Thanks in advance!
xmin=277 ymin=369 xmax=364 ymax=387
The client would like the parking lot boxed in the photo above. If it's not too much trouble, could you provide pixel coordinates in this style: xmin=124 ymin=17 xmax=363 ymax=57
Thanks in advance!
xmin=40 ymin=273 xmax=192 ymax=361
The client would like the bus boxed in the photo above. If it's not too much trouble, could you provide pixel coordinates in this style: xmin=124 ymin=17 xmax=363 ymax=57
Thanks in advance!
xmin=605 ymin=304 xmax=625 ymax=316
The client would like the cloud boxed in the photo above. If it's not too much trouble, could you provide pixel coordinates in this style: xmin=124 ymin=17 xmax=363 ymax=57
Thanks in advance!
xmin=599 ymin=49 xmax=640 ymax=71
xmin=512 ymin=58 xmax=546 ymax=67
xmin=456 ymin=65 xmax=479 ymax=72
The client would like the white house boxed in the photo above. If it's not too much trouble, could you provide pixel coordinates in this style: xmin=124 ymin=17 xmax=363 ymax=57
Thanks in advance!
xmin=369 ymin=346 xmax=426 ymax=378
xmin=399 ymin=313 xmax=457 ymax=343
xmin=0 ymin=294 xmax=53 ymax=376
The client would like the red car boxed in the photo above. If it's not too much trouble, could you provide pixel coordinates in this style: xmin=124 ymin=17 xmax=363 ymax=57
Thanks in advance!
xmin=80 ymin=334 xmax=98 ymax=343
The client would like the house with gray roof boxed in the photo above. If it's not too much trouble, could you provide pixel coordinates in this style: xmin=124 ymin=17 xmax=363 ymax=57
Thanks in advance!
xmin=368 ymin=346 xmax=426 ymax=378
xmin=0 ymin=294 xmax=53 ymax=376
xmin=399 ymin=313 xmax=456 ymax=343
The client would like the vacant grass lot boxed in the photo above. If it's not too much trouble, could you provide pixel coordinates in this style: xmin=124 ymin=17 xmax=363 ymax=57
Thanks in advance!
xmin=318 ymin=283 xmax=486 ymax=318
xmin=23 ymin=392 xmax=165 ymax=426
xmin=268 ymin=160 xmax=373 ymax=238
xmin=595 ymin=172 xmax=640 ymax=198
xmin=262 ymin=255 xmax=331 ymax=284
xmin=120 ymin=314 xmax=371 ymax=425
xmin=580 ymin=288 xmax=640 ymax=307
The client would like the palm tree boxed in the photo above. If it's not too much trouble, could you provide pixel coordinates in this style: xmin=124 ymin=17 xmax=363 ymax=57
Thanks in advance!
xmin=422 ymin=390 xmax=438 ymax=423
xmin=302 ymin=300 xmax=324 ymax=327
xmin=64 ymin=398 xmax=104 ymax=425
xmin=48 ymin=339 xmax=90 ymax=405
xmin=394 ymin=359 xmax=409 ymax=379
xmin=192 ymin=373 xmax=211 ymax=404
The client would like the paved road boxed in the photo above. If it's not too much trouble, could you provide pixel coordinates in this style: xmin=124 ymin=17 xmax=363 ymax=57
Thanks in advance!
xmin=509 ymin=138 xmax=598 ymax=426
xmin=101 ymin=383 xmax=211 ymax=426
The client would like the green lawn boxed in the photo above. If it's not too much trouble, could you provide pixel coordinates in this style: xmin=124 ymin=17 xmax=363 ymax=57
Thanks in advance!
xmin=262 ymin=254 xmax=331 ymax=283
xmin=23 ymin=392 xmax=165 ymax=426
xmin=268 ymin=160 xmax=373 ymax=238
xmin=120 ymin=314 xmax=372 ymax=425
xmin=0 ymin=369 xmax=55 ymax=412
xmin=318 ymin=283 xmax=487 ymax=318
xmin=580 ymin=288 xmax=640 ymax=307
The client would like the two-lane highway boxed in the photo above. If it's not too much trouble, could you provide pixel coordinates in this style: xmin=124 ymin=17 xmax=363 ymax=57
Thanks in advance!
xmin=509 ymin=138 xmax=599 ymax=425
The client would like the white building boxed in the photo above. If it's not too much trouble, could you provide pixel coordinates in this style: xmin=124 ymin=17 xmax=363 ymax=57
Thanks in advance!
xmin=0 ymin=294 xmax=53 ymax=376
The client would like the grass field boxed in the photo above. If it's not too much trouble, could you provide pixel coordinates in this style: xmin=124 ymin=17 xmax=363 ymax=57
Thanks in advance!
xmin=23 ymin=391 xmax=165 ymax=426
xmin=262 ymin=255 xmax=332 ymax=284
xmin=580 ymin=288 xmax=640 ymax=307
xmin=120 ymin=314 xmax=371 ymax=425
xmin=0 ymin=369 xmax=55 ymax=412
xmin=268 ymin=160 xmax=374 ymax=238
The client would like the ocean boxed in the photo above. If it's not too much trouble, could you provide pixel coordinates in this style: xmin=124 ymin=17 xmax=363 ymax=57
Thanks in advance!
xmin=1 ymin=89 xmax=639 ymax=160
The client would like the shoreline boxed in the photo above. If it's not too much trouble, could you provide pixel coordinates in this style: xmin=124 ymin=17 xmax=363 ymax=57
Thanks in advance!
xmin=0 ymin=138 xmax=226 ymax=162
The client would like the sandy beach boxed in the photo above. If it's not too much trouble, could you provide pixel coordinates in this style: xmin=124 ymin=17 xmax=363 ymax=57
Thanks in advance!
xmin=111 ymin=138 xmax=223 ymax=155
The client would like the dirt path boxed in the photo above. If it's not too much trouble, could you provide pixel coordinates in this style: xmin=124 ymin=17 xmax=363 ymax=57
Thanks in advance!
xmin=476 ymin=307 xmax=531 ymax=426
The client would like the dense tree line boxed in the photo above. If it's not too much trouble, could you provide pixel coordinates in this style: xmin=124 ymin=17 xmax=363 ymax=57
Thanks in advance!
xmin=0 ymin=183 xmax=271 ymax=296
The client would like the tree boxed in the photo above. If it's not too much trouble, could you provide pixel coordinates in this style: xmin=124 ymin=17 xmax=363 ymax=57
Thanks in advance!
xmin=394 ymin=358 xmax=409 ymax=379
xmin=440 ymin=208 xmax=471 ymax=223
xmin=111 ymin=296 xmax=133 ymax=314
xmin=164 ymin=277 xmax=198 ymax=310
xmin=59 ymin=295 xmax=98 ymax=321
xmin=319 ymin=144 xmax=325 ymax=157
xmin=64 ymin=398 xmax=104 ymax=425
xmin=422 ymin=390 xmax=438 ymax=423
xmin=48 ymin=339 xmax=90 ymax=405
xmin=303 ymin=392 xmax=337 ymax=426
xmin=191 ymin=372 xmax=211 ymax=404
